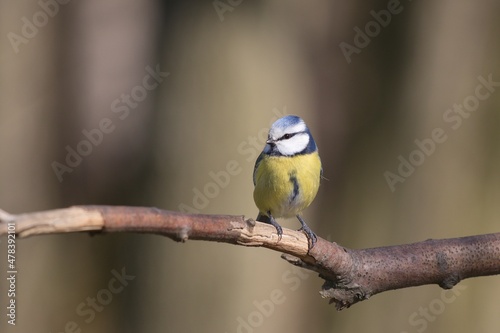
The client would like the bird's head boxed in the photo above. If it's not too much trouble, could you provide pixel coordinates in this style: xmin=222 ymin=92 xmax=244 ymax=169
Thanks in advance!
xmin=264 ymin=115 xmax=317 ymax=156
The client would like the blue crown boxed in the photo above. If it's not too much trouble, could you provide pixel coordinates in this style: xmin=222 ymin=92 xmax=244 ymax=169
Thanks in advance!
xmin=272 ymin=115 xmax=304 ymax=131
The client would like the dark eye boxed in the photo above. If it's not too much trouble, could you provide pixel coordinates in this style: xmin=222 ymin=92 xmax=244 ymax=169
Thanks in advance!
xmin=282 ymin=133 xmax=292 ymax=140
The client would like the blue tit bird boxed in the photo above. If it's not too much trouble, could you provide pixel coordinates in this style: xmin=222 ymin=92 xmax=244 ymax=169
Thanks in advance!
xmin=253 ymin=115 xmax=322 ymax=249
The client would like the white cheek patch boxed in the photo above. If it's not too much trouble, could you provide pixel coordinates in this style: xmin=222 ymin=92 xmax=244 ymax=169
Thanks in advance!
xmin=277 ymin=133 xmax=309 ymax=156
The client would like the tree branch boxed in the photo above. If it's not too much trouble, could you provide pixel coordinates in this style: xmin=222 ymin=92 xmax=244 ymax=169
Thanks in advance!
xmin=1 ymin=206 xmax=499 ymax=309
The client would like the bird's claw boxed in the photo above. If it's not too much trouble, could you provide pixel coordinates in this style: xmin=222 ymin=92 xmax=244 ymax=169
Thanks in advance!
xmin=298 ymin=223 xmax=317 ymax=250
xmin=268 ymin=214 xmax=283 ymax=242
xmin=275 ymin=224 xmax=283 ymax=242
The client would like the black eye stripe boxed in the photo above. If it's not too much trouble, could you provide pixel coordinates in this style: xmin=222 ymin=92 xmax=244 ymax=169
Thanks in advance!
xmin=279 ymin=132 xmax=298 ymax=141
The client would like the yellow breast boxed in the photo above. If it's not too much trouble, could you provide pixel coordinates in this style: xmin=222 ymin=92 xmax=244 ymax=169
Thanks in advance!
xmin=253 ymin=152 xmax=321 ymax=218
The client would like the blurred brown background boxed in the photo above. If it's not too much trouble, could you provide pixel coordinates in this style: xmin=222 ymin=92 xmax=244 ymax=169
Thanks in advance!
xmin=1 ymin=0 xmax=500 ymax=332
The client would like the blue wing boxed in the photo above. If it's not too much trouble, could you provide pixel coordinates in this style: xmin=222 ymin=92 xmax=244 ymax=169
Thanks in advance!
xmin=253 ymin=152 xmax=265 ymax=186
xmin=253 ymin=152 xmax=271 ymax=222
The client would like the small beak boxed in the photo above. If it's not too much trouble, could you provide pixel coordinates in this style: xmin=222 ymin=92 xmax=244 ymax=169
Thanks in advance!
xmin=266 ymin=138 xmax=275 ymax=145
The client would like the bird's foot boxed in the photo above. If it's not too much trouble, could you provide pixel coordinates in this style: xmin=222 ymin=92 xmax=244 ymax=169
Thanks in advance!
xmin=297 ymin=216 xmax=317 ymax=250
xmin=270 ymin=221 xmax=283 ymax=242
xmin=257 ymin=212 xmax=284 ymax=242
